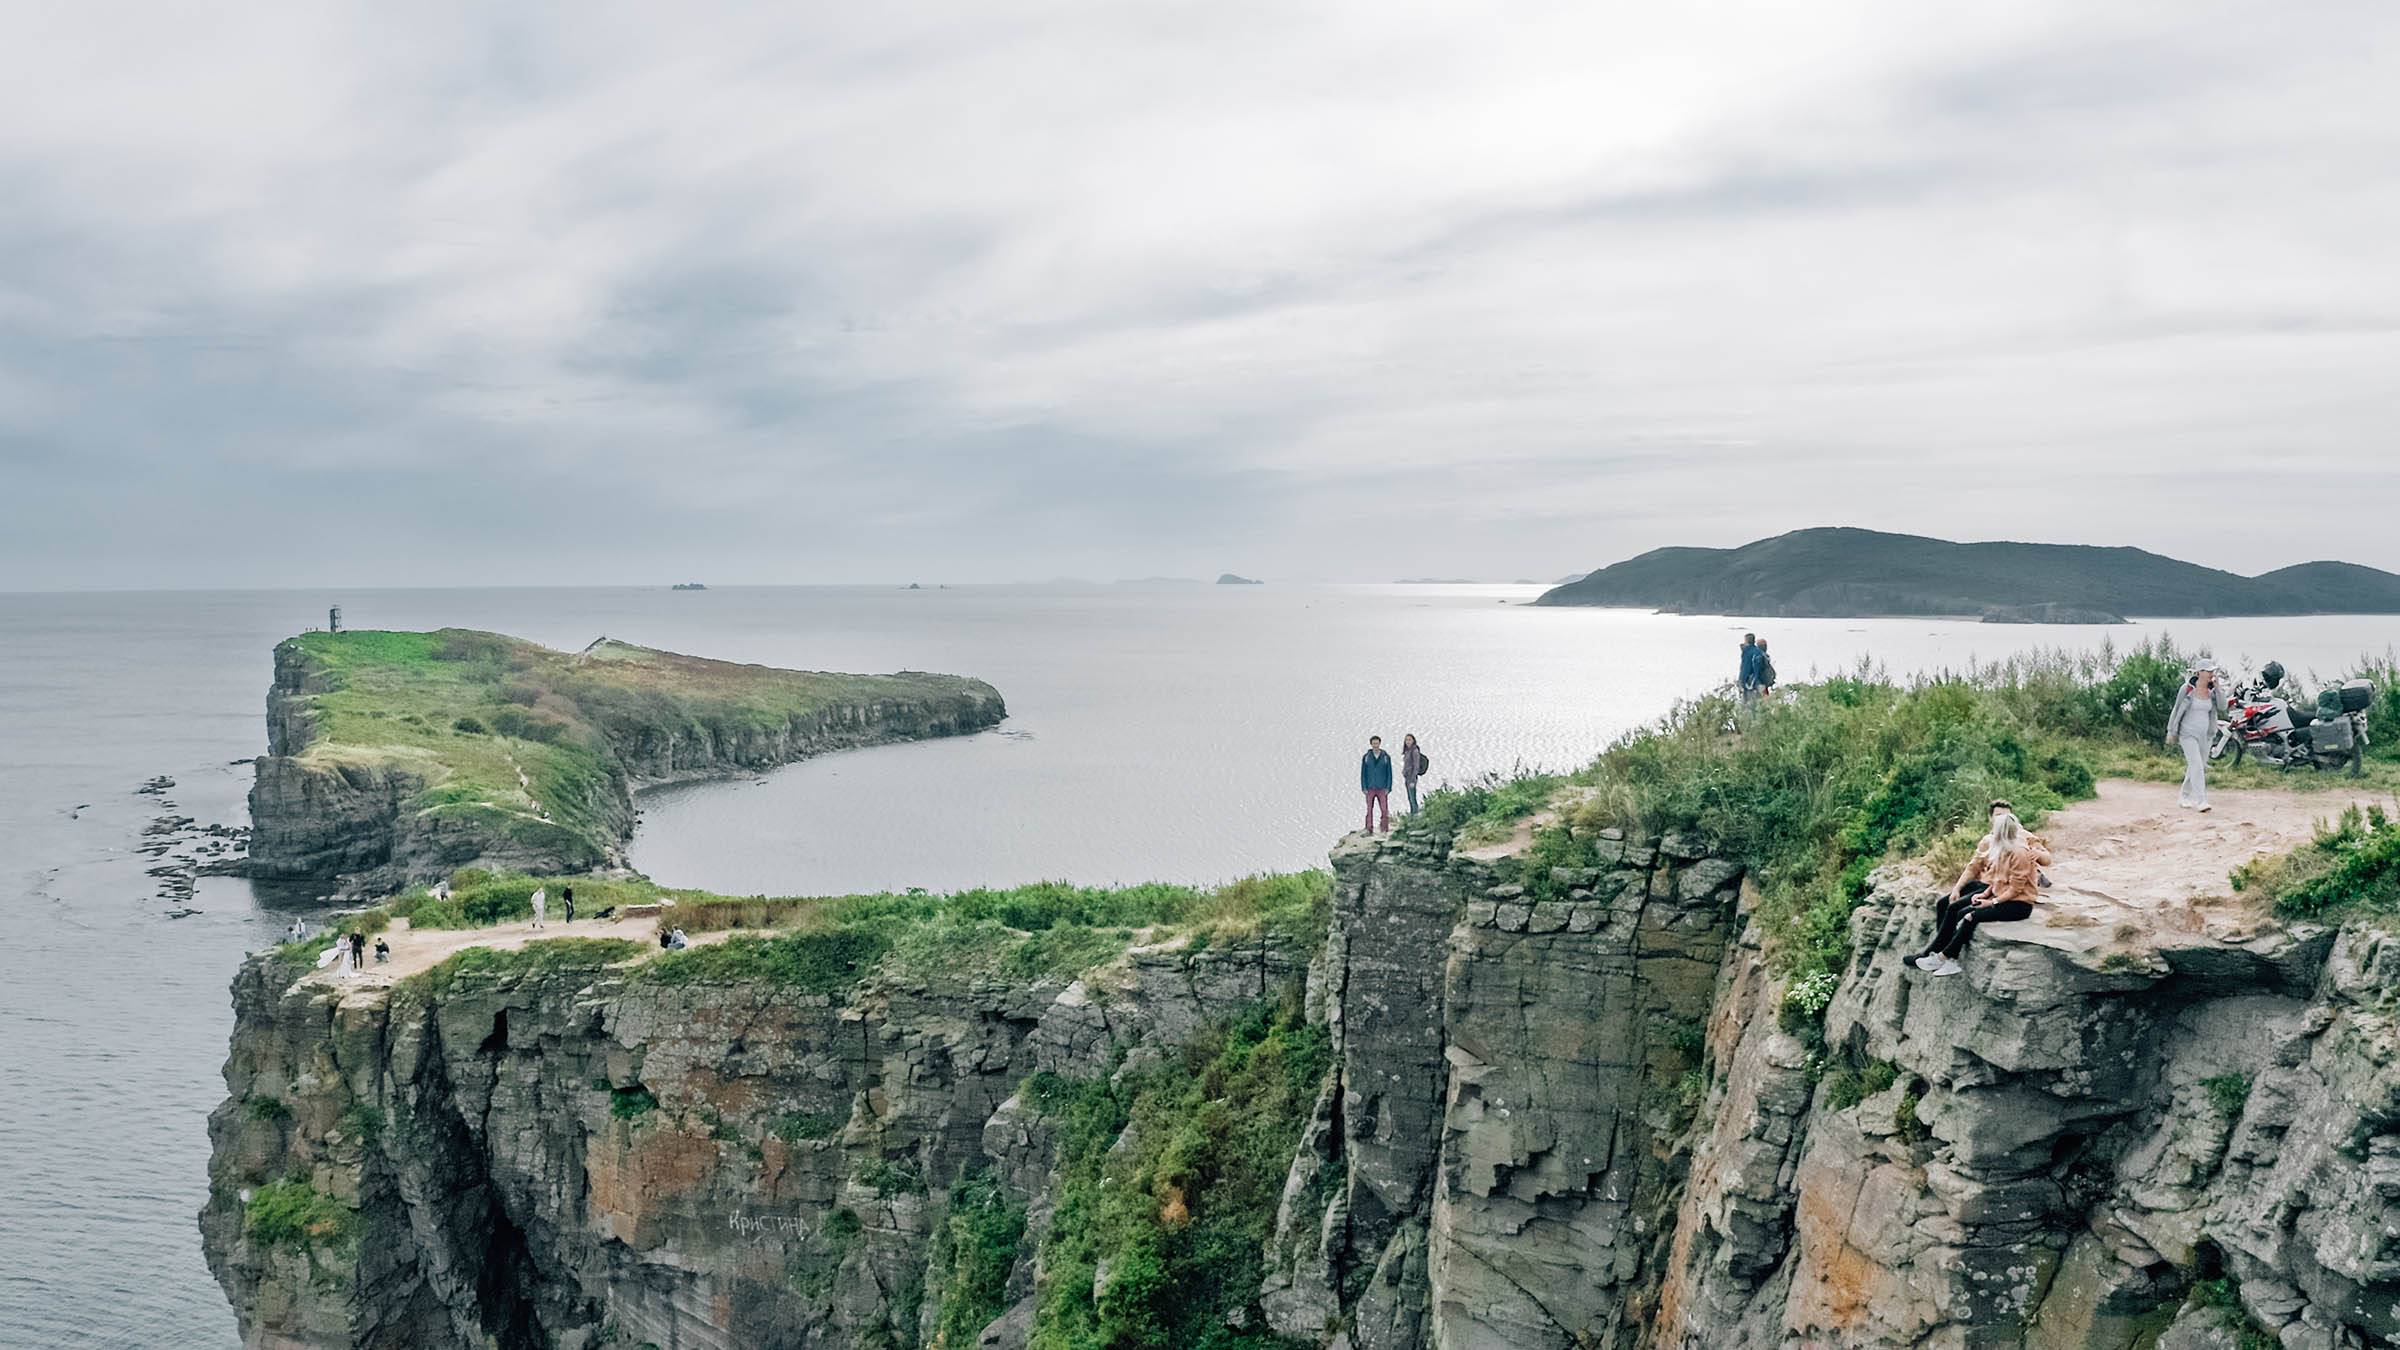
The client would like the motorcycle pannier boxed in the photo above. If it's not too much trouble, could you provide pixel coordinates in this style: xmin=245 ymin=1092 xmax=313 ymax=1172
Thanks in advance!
xmin=2314 ymin=715 xmax=2356 ymax=750
xmin=2340 ymin=679 xmax=2374 ymax=714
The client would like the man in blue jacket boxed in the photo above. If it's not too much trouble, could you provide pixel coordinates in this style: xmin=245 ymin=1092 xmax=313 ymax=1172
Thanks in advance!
xmin=1739 ymin=633 xmax=1762 ymax=702
xmin=1360 ymin=736 xmax=1395 ymax=834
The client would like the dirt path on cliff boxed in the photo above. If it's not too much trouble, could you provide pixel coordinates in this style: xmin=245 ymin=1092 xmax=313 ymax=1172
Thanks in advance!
xmin=300 ymin=910 xmax=737 ymax=988
xmin=1995 ymin=777 xmax=2389 ymax=949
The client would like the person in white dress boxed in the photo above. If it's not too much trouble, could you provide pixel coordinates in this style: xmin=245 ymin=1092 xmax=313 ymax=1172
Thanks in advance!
xmin=530 ymin=886 xmax=547 ymax=927
xmin=2165 ymin=660 xmax=2228 ymax=811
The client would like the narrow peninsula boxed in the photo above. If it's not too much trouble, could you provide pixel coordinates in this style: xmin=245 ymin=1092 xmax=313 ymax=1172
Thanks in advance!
xmin=245 ymin=629 xmax=1004 ymax=896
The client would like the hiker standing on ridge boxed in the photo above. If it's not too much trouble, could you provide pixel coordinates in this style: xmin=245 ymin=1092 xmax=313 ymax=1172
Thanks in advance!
xmin=2166 ymin=660 xmax=2227 ymax=812
xmin=1738 ymin=634 xmax=1762 ymax=702
xmin=1400 ymin=734 xmax=1430 ymax=815
xmin=1360 ymin=736 xmax=1394 ymax=835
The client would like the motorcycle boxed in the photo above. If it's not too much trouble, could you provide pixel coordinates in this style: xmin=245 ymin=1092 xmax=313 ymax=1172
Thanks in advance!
xmin=2210 ymin=661 xmax=2373 ymax=776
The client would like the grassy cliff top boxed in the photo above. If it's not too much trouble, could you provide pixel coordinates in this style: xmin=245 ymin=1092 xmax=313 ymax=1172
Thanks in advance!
xmin=1399 ymin=638 xmax=2400 ymax=976
xmin=276 ymin=868 xmax=1332 ymax=1001
xmin=273 ymin=627 xmax=1001 ymax=865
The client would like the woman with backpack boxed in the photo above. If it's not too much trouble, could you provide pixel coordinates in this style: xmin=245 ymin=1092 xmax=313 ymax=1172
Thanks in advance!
xmin=2165 ymin=659 xmax=2226 ymax=811
xmin=1400 ymin=734 xmax=1430 ymax=814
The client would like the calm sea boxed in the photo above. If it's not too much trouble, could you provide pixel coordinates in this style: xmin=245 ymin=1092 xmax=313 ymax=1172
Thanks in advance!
xmin=1 ymin=583 xmax=2391 ymax=1347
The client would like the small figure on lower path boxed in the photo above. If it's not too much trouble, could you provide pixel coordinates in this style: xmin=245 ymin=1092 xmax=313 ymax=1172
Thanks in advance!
xmin=1909 ymin=810 xmax=2052 ymax=976
xmin=562 ymin=886 xmax=575 ymax=924
xmin=286 ymin=917 xmax=308 ymax=945
xmin=1360 ymin=736 xmax=1394 ymax=835
xmin=373 ymin=936 xmax=390 ymax=964
xmin=530 ymin=886 xmax=547 ymax=928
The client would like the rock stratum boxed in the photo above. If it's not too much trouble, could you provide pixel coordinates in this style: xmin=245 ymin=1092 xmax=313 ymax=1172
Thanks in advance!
xmin=1535 ymin=527 xmax=2400 ymax=619
xmin=205 ymin=817 xmax=2400 ymax=1349
xmin=245 ymin=629 xmax=1005 ymax=897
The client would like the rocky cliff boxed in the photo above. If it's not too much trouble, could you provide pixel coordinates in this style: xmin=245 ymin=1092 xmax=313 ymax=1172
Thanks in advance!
xmin=205 ymin=823 xmax=2400 ymax=1348
xmin=244 ymin=632 xmax=1005 ymax=897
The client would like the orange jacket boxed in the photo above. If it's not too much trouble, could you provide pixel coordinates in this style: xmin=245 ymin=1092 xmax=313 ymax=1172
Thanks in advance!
xmin=1960 ymin=839 xmax=2052 ymax=904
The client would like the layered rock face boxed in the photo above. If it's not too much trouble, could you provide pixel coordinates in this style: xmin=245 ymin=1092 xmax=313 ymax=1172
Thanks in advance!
xmin=206 ymin=826 xmax=2400 ymax=1348
xmin=204 ymin=934 xmax=1306 ymax=1350
xmin=1259 ymin=829 xmax=1748 ymax=1350
xmin=1653 ymin=867 xmax=2399 ymax=1350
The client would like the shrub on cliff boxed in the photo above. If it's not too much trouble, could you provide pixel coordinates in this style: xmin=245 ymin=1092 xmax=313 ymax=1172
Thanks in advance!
xmin=243 ymin=1179 xmax=353 ymax=1249
xmin=930 ymin=1171 xmax=1027 ymax=1348
xmin=1539 ymin=646 xmax=2237 ymax=977
xmin=2235 ymin=803 xmax=2400 ymax=920
xmin=1026 ymin=1001 xmax=1328 ymax=1350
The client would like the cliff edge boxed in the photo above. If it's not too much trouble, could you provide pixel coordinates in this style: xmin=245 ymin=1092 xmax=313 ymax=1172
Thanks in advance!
xmin=205 ymin=786 xmax=2400 ymax=1348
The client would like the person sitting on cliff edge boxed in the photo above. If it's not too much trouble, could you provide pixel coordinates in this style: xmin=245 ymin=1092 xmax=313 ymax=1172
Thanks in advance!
xmin=1908 ymin=809 xmax=2051 ymax=977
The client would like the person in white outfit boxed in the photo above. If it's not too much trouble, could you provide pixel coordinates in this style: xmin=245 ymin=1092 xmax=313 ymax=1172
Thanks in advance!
xmin=2165 ymin=660 xmax=2227 ymax=811
xmin=530 ymin=886 xmax=547 ymax=927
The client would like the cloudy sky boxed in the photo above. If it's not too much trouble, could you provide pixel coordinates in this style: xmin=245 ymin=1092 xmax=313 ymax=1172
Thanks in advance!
xmin=4 ymin=0 xmax=2397 ymax=589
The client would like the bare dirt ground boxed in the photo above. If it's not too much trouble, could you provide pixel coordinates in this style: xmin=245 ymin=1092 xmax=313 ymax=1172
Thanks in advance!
xmin=2010 ymin=778 xmax=2388 ymax=949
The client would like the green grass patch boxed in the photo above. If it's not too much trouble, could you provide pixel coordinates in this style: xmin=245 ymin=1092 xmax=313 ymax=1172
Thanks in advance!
xmin=931 ymin=1171 xmax=1029 ymax=1350
xmin=777 ymin=1110 xmax=846 ymax=1145
xmin=1026 ymin=999 xmax=1329 ymax=1350
xmin=407 ymin=937 xmax=644 ymax=998
xmin=242 ymin=1095 xmax=291 ymax=1124
xmin=2190 ymin=1275 xmax=2279 ymax=1350
xmin=609 ymin=1086 xmax=660 ymax=1120
xmin=2235 ymin=803 xmax=2400 ymax=921
xmin=244 ymin=1178 xmax=354 ymax=1249
xmin=859 ymin=1156 xmax=927 ymax=1197
xmin=2201 ymin=1073 xmax=2252 ymax=1119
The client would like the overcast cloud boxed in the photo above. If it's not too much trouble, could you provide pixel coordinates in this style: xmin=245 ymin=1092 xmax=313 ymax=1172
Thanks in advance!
xmin=4 ymin=0 xmax=2397 ymax=588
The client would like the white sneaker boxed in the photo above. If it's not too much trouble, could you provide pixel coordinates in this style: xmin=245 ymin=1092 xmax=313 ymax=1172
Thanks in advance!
xmin=1930 ymin=959 xmax=1963 ymax=976
xmin=1914 ymin=954 xmax=1942 ymax=971
xmin=2197 ymin=804 xmax=2212 ymax=813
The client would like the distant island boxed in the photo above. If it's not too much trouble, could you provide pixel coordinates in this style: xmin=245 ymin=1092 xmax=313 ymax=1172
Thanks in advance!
xmin=670 ymin=582 xmax=707 ymax=590
xmin=245 ymin=629 xmax=1003 ymax=897
xmin=1534 ymin=527 xmax=2400 ymax=619
xmin=1218 ymin=573 xmax=1262 ymax=585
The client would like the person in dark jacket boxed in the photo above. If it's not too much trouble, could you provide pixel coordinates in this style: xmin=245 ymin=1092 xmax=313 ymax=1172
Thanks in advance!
xmin=1400 ymin=734 xmax=1429 ymax=814
xmin=1739 ymin=634 xmax=1762 ymax=702
xmin=563 ymin=886 xmax=575 ymax=924
xmin=1360 ymin=736 xmax=1394 ymax=834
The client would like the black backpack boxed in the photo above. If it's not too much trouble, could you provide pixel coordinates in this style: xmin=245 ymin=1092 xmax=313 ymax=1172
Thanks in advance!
xmin=1758 ymin=655 xmax=1777 ymax=686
